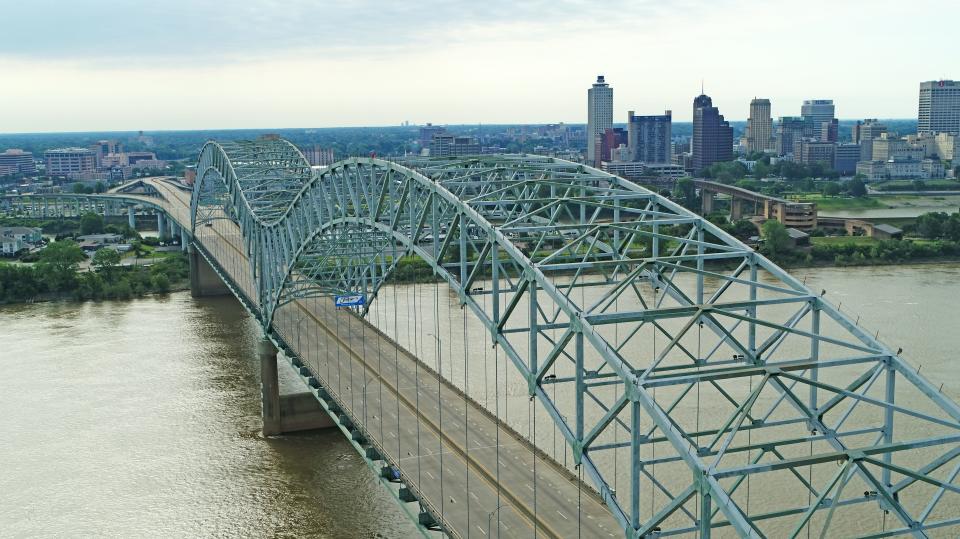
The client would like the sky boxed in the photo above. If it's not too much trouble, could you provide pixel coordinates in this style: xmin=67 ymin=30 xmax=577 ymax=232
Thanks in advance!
xmin=0 ymin=0 xmax=956 ymax=133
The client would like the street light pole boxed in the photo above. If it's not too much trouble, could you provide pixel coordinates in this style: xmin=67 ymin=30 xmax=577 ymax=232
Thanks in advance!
xmin=486 ymin=503 xmax=510 ymax=538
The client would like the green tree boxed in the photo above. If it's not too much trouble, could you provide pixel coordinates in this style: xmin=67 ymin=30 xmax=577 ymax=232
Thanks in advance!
xmin=729 ymin=219 xmax=758 ymax=239
xmin=822 ymin=182 xmax=841 ymax=196
xmin=673 ymin=178 xmax=699 ymax=210
xmin=848 ymin=177 xmax=867 ymax=197
xmin=92 ymin=248 xmax=121 ymax=273
xmin=79 ymin=212 xmax=105 ymax=235
xmin=761 ymin=220 xmax=791 ymax=257
xmin=72 ymin=183 xmax=92 ymax=194
xmin=94 ymin=181 xmax=106 ymax=194
xmin=152 ymin=273 xmax=171 ymax=293
xmin=36 ymin=240 xmax=86 ymax=292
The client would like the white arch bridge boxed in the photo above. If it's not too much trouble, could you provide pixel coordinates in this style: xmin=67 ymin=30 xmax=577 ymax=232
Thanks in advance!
xmin=5 ymin=138 xmax=960 ymax=538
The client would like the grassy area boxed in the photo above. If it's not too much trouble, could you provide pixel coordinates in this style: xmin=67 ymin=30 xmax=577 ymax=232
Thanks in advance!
xmin=874 ymin=179 xmax=960 ymax=191
xmin=811 ymin=236 xmax=879 ymax=246
xmin=788 ymin=194 xmax=885 ymax=210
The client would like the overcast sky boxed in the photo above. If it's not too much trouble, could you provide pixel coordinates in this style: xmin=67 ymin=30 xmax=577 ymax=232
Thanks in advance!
xmin=0 ymin=0 xmax=956 ymax=133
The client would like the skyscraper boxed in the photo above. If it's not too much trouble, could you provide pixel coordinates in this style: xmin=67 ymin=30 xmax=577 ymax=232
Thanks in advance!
xmin=776 ymin=117 xmax=806 ymax=156
xmin=626 ymin=110 xmax=672 ymax=164
xmin=918 ymin=80 xmax=960 ymax=135
xmin=587 ymin=75 xmax=613 ymax=165
xmin=801 ymin=99 xmax=835 ymax=140
xmin=746 ymin=98 xmax=773 ymax=153
xmin=692 ymin=94 xmax=733 ymax=171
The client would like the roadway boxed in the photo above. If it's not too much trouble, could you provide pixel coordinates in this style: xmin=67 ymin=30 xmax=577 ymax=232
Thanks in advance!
xmin=138 ymin=178 xmax=624 ymax=538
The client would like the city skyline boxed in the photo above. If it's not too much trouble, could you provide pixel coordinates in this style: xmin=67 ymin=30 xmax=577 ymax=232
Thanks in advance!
xmin=0 ymin=0 xmax=957 ymax=133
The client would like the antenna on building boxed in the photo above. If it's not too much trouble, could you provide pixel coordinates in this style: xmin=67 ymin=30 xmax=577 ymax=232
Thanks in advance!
xmin=701 ymin=78 xmax=704 ymax=95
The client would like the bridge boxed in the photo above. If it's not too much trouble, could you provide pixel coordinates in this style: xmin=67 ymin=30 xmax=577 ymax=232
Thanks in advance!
xmin=694 ymin=180 xmax=818 ymax=230
xmin=5 ymin=139 xmax=960 ymax=538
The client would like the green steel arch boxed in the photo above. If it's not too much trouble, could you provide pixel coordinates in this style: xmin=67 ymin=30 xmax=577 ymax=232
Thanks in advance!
xmin=190 ymin=141 xmax=960 ymax=538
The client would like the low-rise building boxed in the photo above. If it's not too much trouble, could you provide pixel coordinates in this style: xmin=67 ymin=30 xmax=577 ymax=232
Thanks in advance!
xmin=600 ymin=160 xmax=645 ymax=180
xmin=0 ymin=226 xmax=41 ymax=256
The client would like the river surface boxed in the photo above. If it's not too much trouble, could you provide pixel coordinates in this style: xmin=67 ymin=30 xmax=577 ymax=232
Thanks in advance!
xmin=0 ymin=294 xmax=416 ymax=538
xmin=2 ymin=263 xmax=960 ymax=537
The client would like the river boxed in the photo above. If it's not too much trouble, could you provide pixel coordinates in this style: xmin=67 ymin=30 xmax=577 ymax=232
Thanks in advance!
xmin=2 ymin=263 xmax=959 ymax=537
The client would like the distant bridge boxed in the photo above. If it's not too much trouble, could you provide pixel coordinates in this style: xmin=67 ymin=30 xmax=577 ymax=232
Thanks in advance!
xmin=694 ymin=180 xmax=818 ymax=230
xmin=5 ymin=141 xmax=960 ymax=538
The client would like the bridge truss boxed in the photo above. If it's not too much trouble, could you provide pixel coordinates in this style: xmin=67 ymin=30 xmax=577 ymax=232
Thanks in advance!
xmin=189 ymin=139 xmax=960 ymax=538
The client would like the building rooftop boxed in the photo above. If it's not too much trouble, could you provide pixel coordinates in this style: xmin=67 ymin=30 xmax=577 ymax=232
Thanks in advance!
xmin=874 ymin=224 xmax=903 ymax=234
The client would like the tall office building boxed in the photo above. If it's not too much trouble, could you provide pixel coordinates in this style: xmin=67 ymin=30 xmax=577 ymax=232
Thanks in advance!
xmin=918 ymin=80 xmax=960 ymax=135
xmin=692 ymin=94 xmax=733 ymax=171
xmin=587 ymin=75 xmax=613 ymax=165
xmin=776 ymin=117 xmax=807 ymax=156
xmin=801 ymin=99 xmax=835 ymax=140
xmin=44 ymin=148 xmax=96 ymax=178
xmin=626 ymin=110 xmax=672 ymax=164
xmin=0 ymin=149 xmax=36 ymax=176
xmin=852 ymin=119 xmax=888 ymax=161
xmin=746 ymin=98 xmax=773 ymax=153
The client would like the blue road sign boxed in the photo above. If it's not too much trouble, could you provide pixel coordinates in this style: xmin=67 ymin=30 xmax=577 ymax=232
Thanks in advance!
xmin=334 ymin=294 xmax=366 ymax=307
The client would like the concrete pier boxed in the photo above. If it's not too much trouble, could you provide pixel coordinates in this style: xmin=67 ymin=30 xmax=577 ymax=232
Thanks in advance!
xmin=260 ymin=337 xmax=332 ymax=436
xmin=259 ymin=337 xmax=282 ymax=436
xmin=128 ymin=207 xmax=136 ymax=229
xmin=157 ymin=212 xmax=167 ymax=241
xmin=188 ymin=245 xmax=231 ymax=297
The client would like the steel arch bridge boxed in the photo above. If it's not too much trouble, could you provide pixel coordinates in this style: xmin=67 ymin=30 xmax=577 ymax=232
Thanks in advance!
xmin=186 ymin=138 xmax=960 ymax=538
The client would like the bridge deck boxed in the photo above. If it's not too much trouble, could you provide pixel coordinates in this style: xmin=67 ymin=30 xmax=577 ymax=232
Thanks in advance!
xmin=145 ymin=179 xmax=622 ymax=538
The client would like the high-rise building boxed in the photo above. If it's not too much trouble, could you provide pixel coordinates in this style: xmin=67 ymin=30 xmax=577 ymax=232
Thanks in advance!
xmin=429 ymin=134 xmax=480 ymax=157
xmin=852 ymin=119 xmax=888 ymax=161
xmin=776 ymin=117 xmax=807 ymax=157
xmin=820 ymin=119 xmax=839 ymax=143
xmin=626 ymin=110 xmax=672 ymax=164
xmin=587 ymin=75 xmax=613 ymax=165
xmin=746 ymin=98 xmax=773 ymax=153
xmin=833 ymin=143 xmax=861 ymax=175
xmin=596 ymin=128 xmax=628 ymax=163
xmin=692 ymin=94 xmax=733 ymax=171
xmin=794 ymin=140 xmax=835 ymax=168
xmin=0 ymin=149 xmax=37 ymax=176
xmin=918 ymin=80 xmax=960 ymax=135
xmin=44 ymin=148 xmax=96 ymax=178
xmin=301 ymin=145 xmax=336 ymax=166
xmin=418 ymin=123 xmax=447 ymax=147
xmin=801 ymin=99 xmax=835 ymax=140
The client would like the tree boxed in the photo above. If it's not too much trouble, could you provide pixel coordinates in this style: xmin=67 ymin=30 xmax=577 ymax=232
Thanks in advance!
xmin=848 ymin=177 xmax=867 ymax=197
xmin=916 ymin=212 xmax=949 ymax=239
xmin=94 ymin=181 xmax=106 ymax=194
xmin=72 ymin=183 xmax=92 ymax=194
xmin=92 ymin=248 xmax=121 ymax=273
xmin=728 ymin=219 xmax=758 ymax=239
xmin=673 ymin=178 xmax=699 ymax=210
xmin=822 ymin=182 xmax=841 ymax=196
xmin=79 ymin=212 xmax=105 ymax=235
xmin=761 ymin=220 xmax=791 ymax=256
xmin=954 ymin=165 xmax=960 ymax=179
xmin=36 ymin=240 xmax=85 ymax=292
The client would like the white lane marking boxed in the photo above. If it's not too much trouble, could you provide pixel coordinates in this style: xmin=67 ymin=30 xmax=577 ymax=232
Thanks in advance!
xmin=556 ymin=510 xmax=568 ymax=520
xmin=425 ymin=471 xmax=435 ymax=480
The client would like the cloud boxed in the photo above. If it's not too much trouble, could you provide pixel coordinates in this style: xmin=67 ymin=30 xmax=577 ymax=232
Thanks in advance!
xmin=0 ymin=0 xmax=699 ymax=64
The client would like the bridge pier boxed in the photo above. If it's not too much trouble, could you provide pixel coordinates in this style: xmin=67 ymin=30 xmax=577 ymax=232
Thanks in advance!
xmin=128 ymin=206 xmax=136 ymax=230
xmin=259 ymin=337 xmax=282 ymax=436
xmin=730 ymin=198 xmax=744 ymax=221
xmin=157 ymin=212 xmax=167 ymax=241
xmin=188 ymin=245 xmax=231 ymax=297
xmin=258 ymin=336 xmax=332 ymax=436
xmin=180 ymin=227 xmax=189 ymax=252
xmin=701 ymin=192 xmax=715 ymax=214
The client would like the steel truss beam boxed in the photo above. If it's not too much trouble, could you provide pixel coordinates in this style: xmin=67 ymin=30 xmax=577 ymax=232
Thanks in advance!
xmin=189 ymin=144 xmax=960 ymax=538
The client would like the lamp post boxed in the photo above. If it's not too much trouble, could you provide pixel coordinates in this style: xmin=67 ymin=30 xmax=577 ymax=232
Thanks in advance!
xmin=486 ymin=503 xmax=511 ymax=538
